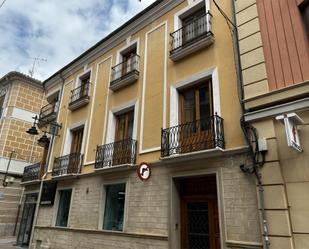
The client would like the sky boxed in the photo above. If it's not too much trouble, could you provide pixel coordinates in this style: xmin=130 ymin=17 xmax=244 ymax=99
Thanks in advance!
xmin=0 ymin=0 xmax=156 ymax=80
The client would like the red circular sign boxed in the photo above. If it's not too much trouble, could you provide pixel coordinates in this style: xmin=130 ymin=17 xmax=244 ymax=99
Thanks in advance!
xmin=137 ymin=162 xmax=151 ymax=181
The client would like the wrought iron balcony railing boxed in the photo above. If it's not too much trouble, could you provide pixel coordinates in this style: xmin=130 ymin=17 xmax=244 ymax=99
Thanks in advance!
xmin=69 ymin=81 xmax=90 ymax=105
xmin=21 ymin=162 xmax=42 ymax=182
xmin=38 ymin=102 xmax=58 ymax=125
xmin=95 ymin=138 xmax=137 ymax=169
xmin=52 ymin=153 xmax=83 ymax=177
xmin=161 ymin=114 xmax=224 ymax=157
xmin=170 ymin=11 xmax=213 ymax=54
xmin=110 ymin=54 xmax=140 ymax=89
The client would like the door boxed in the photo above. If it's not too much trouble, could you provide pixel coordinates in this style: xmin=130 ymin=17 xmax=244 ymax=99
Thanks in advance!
xmin=121 ymin=48 xmax=137 ymax=76
xmin=181 ymin=198 xmax=220 ymax=249
xmin=182 ymin=8 xmax=206 ymax=44
xmin=17 ymin=193 xmax=38 ymax=246
xmin=179 ymin=80 xmax=213 ymax=153
xmin=69 ymin=127 xmax=84 ymax=173
xmin=180 ymin=176 xmax=220 ymax=249
xmin=113 ymin=110 xmax=134 ymax=165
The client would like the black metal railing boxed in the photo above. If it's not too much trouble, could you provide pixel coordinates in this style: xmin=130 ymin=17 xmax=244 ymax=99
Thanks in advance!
xmin=21 ymin=162 xmax=42 ymax=182
xmin=170 ymin=12 xmax=213 ymax=53
xmin=39 ymin=102 xmax=58 ymax=122
xmin=95 ymin=138 xmax=137 ymax=169
xmin=110 ymin=54 xmax=140 ymax=85
xmin=52 ymin=153 xmax=83 ymax=177
xmin=161 ymin=114 xmax=224 ymax=157
xmin=70 ymin=81 xmax=90 ymax=104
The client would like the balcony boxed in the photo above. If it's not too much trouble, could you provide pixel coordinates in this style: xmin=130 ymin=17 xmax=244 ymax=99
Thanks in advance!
xmin=110 ymin=54 xmax=140 ymax=91
xmin=38 ymin=102 xmax=58 ymax=127
xmin=95 ymin=138 xmax=137 ymax=169
xmin=170 ymin=12 xmax=213 ymax=61
xmin=21 ymin=162 xmax=43 ymax=183
xmin=161 ymin=114 xmax=224 ymax=157
xmin=52 ymin=153 xmax=83 ymax=177
xmin=68 ymin=81 xmax=90 ymax=111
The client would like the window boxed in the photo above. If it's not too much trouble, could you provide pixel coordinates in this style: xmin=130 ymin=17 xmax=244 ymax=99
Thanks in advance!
xmin=181 ymin=8 xmax=207 ymax=43
xmin=300 ymin=1 xmax=309 ymax=41
xmin=115 ymin=110 xmax=134 ymax=141
xmin=179 ymin=80 xmax=213 ymax=124
xmin=70 ymin=127 xmax=84 ymax=154
xmin=120 ymin=46 xmax=137 ymax=76
xmin=55 ymin=189 xmax=72 ymax=227
xmin=103 ymin=183 xmax=126 ymax=231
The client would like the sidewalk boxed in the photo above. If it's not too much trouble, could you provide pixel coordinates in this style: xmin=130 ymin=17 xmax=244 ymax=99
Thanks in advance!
xmin=0 ymin=237 xmax=25 ymax=249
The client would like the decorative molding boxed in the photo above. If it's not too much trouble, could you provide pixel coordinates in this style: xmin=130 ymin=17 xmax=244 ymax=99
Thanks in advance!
xmin=84 ymin=56 xmax=112 ymax=165
xmin=44 ymin=0 xmax=184 ymax=90
xmin=244 ymin=97 xmax=309 ymax=122
xmin=139 ymin=21 xmax=168 ymax=154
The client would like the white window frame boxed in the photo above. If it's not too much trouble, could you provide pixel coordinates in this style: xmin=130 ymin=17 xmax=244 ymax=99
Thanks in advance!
xmin=105 ymin=99 xmax=138 ymax=144
xmin=174 ymin=0 xmax=210 ymax=31
xmin=99 ymin=180 xmax=129 ymax=232
xmin=74 ymin=68 xmax=92 ymax=89
xmin=170 ymin=67 xmax=221 ymax=128
xmin=53 ymin=187 xmax=74 ymax=228
xmin=115 ymin=38 xmax=140 ymax=65
xmin=62 ymin=121 xmax=86 ymax=156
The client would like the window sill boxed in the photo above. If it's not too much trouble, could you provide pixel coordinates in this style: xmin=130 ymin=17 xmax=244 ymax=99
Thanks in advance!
xmin=35 ymin=225 xmax=168 ymax=241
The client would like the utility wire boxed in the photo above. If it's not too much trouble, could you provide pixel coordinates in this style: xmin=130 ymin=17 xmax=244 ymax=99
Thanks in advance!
xmin=0 ymin=0 xmax=6 ymax=9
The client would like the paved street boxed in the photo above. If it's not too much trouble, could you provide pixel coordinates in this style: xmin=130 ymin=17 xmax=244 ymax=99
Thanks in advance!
xmin=0 ymin=238 xmax=25 ymax=249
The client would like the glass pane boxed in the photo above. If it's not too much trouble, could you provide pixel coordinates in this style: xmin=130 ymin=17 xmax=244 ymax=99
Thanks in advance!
xmin=187 ymin=202 xmax=210 ymax=249
xmin=127 ymin=111 xmax=134 ymax=139
xmin=116 ymin=114 xmax=126 ymax=141
xmin=183 ymin=89 xmax=196 ymax=123
xmin=103 ymin=183 xmax=126 ymax=231
xmin=199 ymin=85 xmax=212 ymax=131
xmin=56 ymin=189 xmax=72 ymax=227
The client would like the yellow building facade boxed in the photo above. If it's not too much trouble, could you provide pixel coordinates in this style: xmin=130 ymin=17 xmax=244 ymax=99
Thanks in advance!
xmin=20 ymin=1 xmax=264 ymax=248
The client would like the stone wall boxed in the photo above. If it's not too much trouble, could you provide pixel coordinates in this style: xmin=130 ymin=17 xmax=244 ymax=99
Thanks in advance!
xmin=33 ymin=152 xmax=262 ymax=249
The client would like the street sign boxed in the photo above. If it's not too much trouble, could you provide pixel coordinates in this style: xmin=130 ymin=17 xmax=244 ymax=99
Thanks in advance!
xmin=137 ymin=162 xmax=151 ymax=181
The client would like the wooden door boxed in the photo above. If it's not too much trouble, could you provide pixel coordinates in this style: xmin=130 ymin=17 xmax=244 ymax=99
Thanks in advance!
xmin=179 ymin=80 xmax=213 ymax=153
xmin=180 ymin=176 xmax=220 ymax=249
xmin=69 ymin=127 xmax=84 ymax=173
xmin=113 ymin=110 xmax=134 ymax=165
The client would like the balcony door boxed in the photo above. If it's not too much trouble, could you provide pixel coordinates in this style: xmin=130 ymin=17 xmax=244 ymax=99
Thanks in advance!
xmin=121 ymin=47 xmax=137 ymax=76
xmin=69 ymin=127 xmax=83 ymax=173
xmin=179 ymin=80 xmax=213 ymax=153
xmin=78 ymin=73 xmax=90 ymax=100
xmin=182 ymin=8 xmax=206 ymax=44
xmin=113 ymin=110 xmax=134 ymax=165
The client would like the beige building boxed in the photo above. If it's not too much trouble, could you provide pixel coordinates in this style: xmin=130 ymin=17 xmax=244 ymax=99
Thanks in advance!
xmin=235 ymin=0 xmax=309 ymax=249
xmin=18 ymin=0 xmax=270 ymax=248
xmin=0 ymin=71 xmax=45 ymax=237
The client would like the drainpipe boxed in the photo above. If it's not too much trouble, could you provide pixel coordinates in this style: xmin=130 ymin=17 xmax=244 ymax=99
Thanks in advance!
xmin=229 ymin=0 xmax=270 ymax=248
xmin=28 ymin=72 xmax=65 ymax=249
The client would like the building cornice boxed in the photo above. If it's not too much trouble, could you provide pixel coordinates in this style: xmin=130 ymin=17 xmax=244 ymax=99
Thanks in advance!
xmin=0 ymin=71 xmax=42 ymax=89
xmin=44 ymin=0 xmax=184 ymax=90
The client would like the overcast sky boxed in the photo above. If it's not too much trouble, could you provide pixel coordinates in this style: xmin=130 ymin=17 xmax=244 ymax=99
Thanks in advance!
xmin=0 ymin=0 xmax=156 ymax=80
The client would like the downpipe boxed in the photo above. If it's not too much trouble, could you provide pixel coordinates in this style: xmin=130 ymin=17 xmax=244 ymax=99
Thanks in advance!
xmin=229 ymin=0 xmax=270 ymax=248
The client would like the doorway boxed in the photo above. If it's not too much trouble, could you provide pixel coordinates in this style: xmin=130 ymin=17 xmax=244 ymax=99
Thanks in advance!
xmin=177 ymin=175 xmax=220 ymax=249
xmin=17 ymin=193 xmax=38 ymax=246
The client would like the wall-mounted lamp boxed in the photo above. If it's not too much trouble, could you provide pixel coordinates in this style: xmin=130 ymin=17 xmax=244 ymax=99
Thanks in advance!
xmin=37 ymin=132 xmax=50 ymax=147
xmin=26 ymin=115 xmax=39 ymax=135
